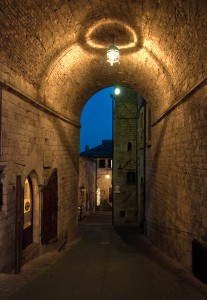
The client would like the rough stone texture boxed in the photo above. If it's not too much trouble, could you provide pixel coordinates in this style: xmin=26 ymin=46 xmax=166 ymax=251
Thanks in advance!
xmin=146 ymin=81 xmax=207 ymax=270
xmin=0 ymin=0 xmax=207 ymax=274
xmin=0 ymin=86 xmax=79 ymax=272
xmin=78 ymin=157 xmax=96 ymax=214
xmin=113 ymin=88 xmax=143 ymax=225
xmin=1 ymin=1 xmax=207 ymax=122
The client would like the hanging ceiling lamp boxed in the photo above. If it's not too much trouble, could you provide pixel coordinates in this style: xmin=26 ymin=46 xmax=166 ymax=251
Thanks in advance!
xmin=107 ymin=35 xmax=120 ymax=66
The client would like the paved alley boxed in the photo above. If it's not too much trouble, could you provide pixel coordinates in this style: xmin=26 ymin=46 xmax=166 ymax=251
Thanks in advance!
xmin=1 ymin=212 xmax=207 ymax=300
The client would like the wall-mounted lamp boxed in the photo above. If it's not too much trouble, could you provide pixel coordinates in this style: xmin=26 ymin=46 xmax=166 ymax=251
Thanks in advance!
xmin=107 ymin=35 xmax=120 ymax=66
xmin=114 ymin=87 xmax=121 ymax=95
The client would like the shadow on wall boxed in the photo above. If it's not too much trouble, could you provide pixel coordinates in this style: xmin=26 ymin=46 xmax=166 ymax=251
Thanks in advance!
xmin=145 ymin=116 xmax=169 ymax=222
xmin=48 ymin=116 xmax=80 ymax=242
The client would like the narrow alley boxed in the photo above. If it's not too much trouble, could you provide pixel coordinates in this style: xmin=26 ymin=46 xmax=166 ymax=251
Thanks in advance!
xmin=1 ymin=212 xmax=207 ymax=300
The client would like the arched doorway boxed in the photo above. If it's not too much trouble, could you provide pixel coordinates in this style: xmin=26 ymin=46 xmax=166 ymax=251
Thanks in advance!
xmin=21 ymin=170 xmax=41 ymax=267
xmin=22 ymin=177 xmax=33 ymax=249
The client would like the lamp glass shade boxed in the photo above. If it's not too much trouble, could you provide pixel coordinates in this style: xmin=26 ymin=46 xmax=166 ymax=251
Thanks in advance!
xmin=107 ymin=44 xmax=120 ymax=66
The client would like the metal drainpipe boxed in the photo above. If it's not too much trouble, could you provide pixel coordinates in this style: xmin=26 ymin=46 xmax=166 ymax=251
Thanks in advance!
xmin=136 ymin=98 xmax=145 ymax=227
xmin=0 ymin=88 xmax=2 ymax=155
xmin=111 ymin=93 xmax=115 ymax=226
xmin=143 ymin=101 xmax=147 ymax=228
xmin=95 ymin=158 xmax=97 ymax=213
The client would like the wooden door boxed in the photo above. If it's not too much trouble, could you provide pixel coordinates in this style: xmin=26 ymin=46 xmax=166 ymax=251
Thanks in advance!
xmin=41 ymin=170 xmax=58 ymax=245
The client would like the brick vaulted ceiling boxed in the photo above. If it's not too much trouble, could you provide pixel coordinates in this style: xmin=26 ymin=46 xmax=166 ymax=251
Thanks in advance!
xmin=0 ymin=0 xmax=207 ymax=122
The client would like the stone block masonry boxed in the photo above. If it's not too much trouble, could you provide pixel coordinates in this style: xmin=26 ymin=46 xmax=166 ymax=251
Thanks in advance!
xmin=0 ymin=80 xmax=80 ymax=272
xmin=146 ymin=81 xmax=207 ymax=270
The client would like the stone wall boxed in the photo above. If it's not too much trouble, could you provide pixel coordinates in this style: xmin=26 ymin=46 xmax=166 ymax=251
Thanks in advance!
xmin=113 ymin=89 xmax=143 ymax=225
xmin=146 ymin=81 xmax=207 ymax=270
xmin=78 ymin=157 xmax=96 ymax=215
xmin=0 ymin=78 xmax=80 ymax=272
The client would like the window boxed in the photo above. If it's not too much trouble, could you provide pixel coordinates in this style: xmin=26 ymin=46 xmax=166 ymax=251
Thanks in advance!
xmin=127 ymin=172 xmax=136 ymax=184
xmin=120 ymin=210 xmax=125 ymax=217
xmin=108 ymin=159 xmax=112 ymax=168
xmin=99 ymin=159 xmax=105 ymax=168
xmin=128 ymin=142 xmax=132 ymax=151
xmin=100 ymin=190 xmax=106 ymax=197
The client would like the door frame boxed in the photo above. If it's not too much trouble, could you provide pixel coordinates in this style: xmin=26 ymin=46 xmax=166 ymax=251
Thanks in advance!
xmin=41 ymin=168 xmax=58 ymax=245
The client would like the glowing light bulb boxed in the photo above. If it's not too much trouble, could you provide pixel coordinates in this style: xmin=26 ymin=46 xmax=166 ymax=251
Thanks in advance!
xmin=114 ymin=87 xmax=120 ymax=95
xmin=107 ymin=45 xmax=120 ymax=66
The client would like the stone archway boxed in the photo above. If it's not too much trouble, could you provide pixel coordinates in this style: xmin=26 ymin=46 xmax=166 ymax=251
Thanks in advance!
xmin=1 ymin=0 xmax=207 ymax=273
xmin=22 ymin=170 xmax=41 ymax=264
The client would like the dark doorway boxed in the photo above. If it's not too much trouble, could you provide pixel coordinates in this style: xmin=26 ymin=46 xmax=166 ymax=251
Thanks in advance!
xmin=41 ymin=170 xmax=58 ymax=245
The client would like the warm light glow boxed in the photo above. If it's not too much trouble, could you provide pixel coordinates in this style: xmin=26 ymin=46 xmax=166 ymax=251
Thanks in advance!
xmin=105 ymin=174 xmax=110 ymax=179
xmin=96 ymin=188 xmax=101 ymax=206
xmin=85 ymin=19 xmax=138 ymax=50
xmin=107 ymin=45 xmax=120 ymax=66
xmin=114 ymin=87 xmax=120 ymax=95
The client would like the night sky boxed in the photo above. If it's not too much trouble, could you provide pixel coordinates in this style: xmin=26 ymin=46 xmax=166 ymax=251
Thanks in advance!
xmin=80 ymin=87 xmax=114 ymax=152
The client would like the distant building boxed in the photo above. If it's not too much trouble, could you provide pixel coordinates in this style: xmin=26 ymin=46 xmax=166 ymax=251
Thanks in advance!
xmin=80 ymin=140 xmax=113 ymax=211
xmin=113 ymin=87 xmax=146 ymax=227
xmin=78 ymin=156 xmax=96 ymax=215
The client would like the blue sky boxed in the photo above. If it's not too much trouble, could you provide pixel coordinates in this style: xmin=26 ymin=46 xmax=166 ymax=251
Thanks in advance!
xmin=80 ymin=87 xmax=114 ymax=152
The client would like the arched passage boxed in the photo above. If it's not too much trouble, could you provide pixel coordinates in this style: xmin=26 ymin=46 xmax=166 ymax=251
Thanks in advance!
xmin=0 ymin=0 xmax=207 ymax=275
xmin=1 ymin=1 xmax=207 ymax=121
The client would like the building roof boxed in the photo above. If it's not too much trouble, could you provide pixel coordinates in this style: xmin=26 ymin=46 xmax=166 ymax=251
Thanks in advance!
xmin=80 ymin=140 xmax=113 ymax=158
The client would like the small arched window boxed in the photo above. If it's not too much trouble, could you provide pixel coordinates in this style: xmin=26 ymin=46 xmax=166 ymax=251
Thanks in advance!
xmin=127 ymin=142 xmax=132 ymax=151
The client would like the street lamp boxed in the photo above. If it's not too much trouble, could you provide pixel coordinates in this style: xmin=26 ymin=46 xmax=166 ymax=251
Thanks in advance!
xmin=114 ymin=87 xmax=120 ymax=95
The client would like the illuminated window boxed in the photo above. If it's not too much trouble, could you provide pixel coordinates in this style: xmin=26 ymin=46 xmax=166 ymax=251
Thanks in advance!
xmin=108 ymin=159 xmax=112 ymax=168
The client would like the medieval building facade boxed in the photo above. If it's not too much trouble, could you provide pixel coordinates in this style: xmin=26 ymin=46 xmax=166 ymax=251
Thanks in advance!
xmin=80 ymin=140 xmax=113 ymax=212
xmin=113 ymin=88 xmax=145 ymax=227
